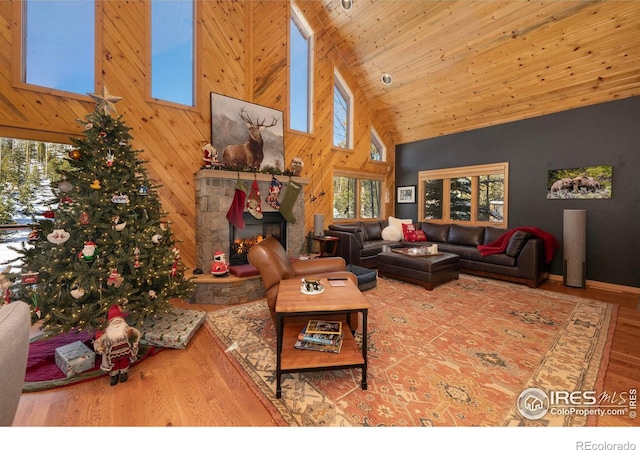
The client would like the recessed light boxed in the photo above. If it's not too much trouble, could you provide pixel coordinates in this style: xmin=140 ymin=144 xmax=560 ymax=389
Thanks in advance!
xmin=381 ymin=73 xmax=393 ymax=85
xmin=340 ymin=0 xmax=353 ymax=11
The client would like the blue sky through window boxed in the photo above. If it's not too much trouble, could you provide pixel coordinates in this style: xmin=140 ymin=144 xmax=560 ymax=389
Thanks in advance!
xmin=25 ymin=0 xmax=94 ymax=95
xmin=151 ymin=0 xmax=194 ymax=106
xmin=289 ymin=17 xmax=310 ymax=132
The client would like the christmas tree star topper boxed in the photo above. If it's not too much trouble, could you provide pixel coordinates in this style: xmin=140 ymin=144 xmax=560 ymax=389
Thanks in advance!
xmin=88 ymin=86 xmax=122 ymax=115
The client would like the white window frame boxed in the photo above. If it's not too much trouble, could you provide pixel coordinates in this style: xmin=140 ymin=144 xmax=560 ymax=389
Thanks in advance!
xmin=370 ymin=126 xmax=386 ymax=162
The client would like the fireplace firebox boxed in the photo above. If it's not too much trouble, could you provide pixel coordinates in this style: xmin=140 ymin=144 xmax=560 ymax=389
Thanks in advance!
xmin=229 ymin=212 xmax=286 ymax=266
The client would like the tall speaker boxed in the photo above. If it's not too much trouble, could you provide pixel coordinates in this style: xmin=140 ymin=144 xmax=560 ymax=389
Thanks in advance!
xmin=563 ymin=209 xmax=586 ymax=288
xmin=313 ymin=214 xmax=325 ymax=237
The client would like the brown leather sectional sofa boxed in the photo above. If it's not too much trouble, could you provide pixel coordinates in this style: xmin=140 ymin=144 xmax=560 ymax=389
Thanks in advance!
xmin=325 ymin=220 xmax=553 ymax=288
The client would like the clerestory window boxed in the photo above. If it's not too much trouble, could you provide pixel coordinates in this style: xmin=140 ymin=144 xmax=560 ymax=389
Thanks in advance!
xmin=333 ymin=70 xmax=353 ymax=149
xmin=289 ymin=4 xmax=314 ymax=133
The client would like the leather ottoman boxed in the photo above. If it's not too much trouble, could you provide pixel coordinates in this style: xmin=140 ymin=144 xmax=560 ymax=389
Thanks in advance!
xmin=377 ymin=250 xmax=460 ymax=290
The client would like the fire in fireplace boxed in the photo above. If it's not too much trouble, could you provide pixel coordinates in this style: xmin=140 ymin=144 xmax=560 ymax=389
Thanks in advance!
xmin=229 ymin=212 xmax=286 ymax=266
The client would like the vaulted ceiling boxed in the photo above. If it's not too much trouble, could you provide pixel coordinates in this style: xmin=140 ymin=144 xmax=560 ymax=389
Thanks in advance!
xmin=302 ymin=0 xmax=640 ymax=145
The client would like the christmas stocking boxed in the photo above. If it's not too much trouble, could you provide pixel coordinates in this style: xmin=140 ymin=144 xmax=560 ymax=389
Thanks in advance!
xmin=279 ymin=180 xmax=302 ymax=223
xmin=247 ymin=179 xmax=263 ymax=219
xmin=226 ymin=179 xmax=247 ymax=229
xmin=266 ymin=176 xmax=282 ymax=210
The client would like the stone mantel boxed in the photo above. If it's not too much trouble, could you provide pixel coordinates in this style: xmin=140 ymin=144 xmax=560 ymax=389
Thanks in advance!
xmin=194 ymin=170 xmax=310 ymax=274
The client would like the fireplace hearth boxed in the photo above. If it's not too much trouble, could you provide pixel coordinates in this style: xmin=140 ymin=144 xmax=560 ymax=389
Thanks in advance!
xmin=229 ymin=212 xmax=286 ymax=265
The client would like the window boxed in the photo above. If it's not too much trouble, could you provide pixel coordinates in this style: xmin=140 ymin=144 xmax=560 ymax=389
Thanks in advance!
xmin=151 ymin=0 xmax=195 ymax=106
xmin=289 ymin=5 xmax=314 ymax=133
xmin=418 ymin=162 xmax=509 ymax=226
xmin=370 ymin=127 xmax=386 ymax=162
xmin=0 ymin=138 xmax=71 ymax=267
xmin=333 ymin=71 xmax=353 ymax=149
xmin=23 ymin=0 xmax=95 ymax=94
xmin=333 ymin=171 xmax=383 ymax=220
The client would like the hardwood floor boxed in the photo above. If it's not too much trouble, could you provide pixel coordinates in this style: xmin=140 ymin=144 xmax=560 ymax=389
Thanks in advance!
xmin=11 ymin=280 xmax=640 ymax=427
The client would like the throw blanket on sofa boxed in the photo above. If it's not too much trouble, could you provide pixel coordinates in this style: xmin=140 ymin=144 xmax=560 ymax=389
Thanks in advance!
xmin=477 ymin=227 xmax=560 ymax=264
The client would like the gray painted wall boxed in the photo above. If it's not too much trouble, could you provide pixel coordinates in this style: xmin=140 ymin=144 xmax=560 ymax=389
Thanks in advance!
xmin=396 ymin=96 xmax=640 ymax=288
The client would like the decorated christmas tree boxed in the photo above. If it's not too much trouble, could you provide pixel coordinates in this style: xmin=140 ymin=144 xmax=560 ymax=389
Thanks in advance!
xmin=13 ymin=88 xmax=194 ymax=334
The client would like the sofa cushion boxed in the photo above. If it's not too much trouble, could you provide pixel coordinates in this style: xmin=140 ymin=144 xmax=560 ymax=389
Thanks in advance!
xmin=402 ymin=223 xmax=427 ymax=242
xmin=484 ymin=226 xmax=507 ymax=245
xmin=381 ymin=225 xmax=403 ymax=242
xmin=388 ymin=216 xmax=413 ymax=234
xmin=419 ymin=222 xmax=449 ymax=243
xmin=505 ymin=231 xmax=531 ymax=258
xmin=447 ymin=224 xmax=485 ymax=246
xmin=328 ymin=224 xmax=365 ymax=249
xmin=361 ymin=221 xmax=383 ymax=241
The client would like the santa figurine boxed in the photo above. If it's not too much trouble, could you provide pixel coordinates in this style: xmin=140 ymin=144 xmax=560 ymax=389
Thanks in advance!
xmin=93 ymin=304 xmax=141 ymax=386
xmin=210 ymin=250 xmax=229 ymax=277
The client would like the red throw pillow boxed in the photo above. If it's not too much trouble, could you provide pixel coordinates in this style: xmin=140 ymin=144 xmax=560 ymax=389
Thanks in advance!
xmin=402 ymin=223 xmax=427 ymax=242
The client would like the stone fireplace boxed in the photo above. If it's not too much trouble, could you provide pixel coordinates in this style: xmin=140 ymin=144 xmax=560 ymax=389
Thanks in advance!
xmin=194 ymin=170 xmax=308 ymax=273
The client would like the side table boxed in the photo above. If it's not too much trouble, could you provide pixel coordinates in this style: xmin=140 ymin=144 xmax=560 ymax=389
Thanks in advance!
xmin=313 ymin=236 xmax=339 ymax=257
xmin=274 ymin=277 xmax=369 ymax=399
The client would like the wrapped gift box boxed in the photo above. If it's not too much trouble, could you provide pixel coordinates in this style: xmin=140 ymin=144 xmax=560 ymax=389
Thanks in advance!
xmin=138 ymin=308 xmax=206 ymax=349
xmin=55 ymin=340 xmax=96 ymax=377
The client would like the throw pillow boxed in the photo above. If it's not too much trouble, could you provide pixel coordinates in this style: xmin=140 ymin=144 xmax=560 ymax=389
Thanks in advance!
xmin=402 ymin=223 xmax=427 ymax=242
xmin=381 ymin=225 xmax=403 ymax=242
xmin=388 ymin=216 xmax=413 ymax=234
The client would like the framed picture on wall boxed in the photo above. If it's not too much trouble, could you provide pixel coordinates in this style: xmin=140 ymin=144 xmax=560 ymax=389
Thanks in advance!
xmin=397 ymin=186 xmax=416 ymax=204
xmin=210 ymin=92 xmax=284 ymax=173
xmin=546 ymin=165 xmax=612 ymax=199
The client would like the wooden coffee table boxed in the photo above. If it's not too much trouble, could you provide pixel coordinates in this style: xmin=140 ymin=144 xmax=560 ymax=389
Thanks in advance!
xmin=274 ymin=277 xmax=369 ymax=399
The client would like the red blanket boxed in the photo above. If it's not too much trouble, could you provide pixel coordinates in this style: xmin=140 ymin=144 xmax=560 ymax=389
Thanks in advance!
xmin=477 ymin=226 xmax=559 ymax=264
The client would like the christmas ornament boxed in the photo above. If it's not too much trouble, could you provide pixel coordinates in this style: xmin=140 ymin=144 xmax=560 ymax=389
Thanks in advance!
xmin=70 ymin=287 xmax=85 ymax=299
xmin=106 ymin=269 xmax=124 ymax=288
xmin=28 ymin=229 xmax=39 ymax=241
xmin=93 ymin=304 xmax=141 ymax=386
xmin=43 ymin=210 xmax=55 ymax=219
xmin=159 ymin=221 xmax=168 ymax=231
xmin=85 ymin=123 xmax=94 ymax=130
xmin=133 ymin=247 xmax=141 ymax=268
xmin=79 ymin=241 xmax=98 ymax=261
xmin=58 ymin=179 xmax=74 ymax=193
xmin=69 ymin=149 xmax=82 ymax=160
xmin=47 ymin=229 xmax=71 ymax=244
xmin=79 ymin=211 xmax=90 ymax=225
xmin=21 ymin=272 xmax=39 ymax=284
xmin=210 ymin=251 xmax=229 ymax=277
xmin=88 ymin=86 xmax=122 ymax=115
xmin=111 ymin=194 xmax=130 ymax=204
xmin=60 ymin=196 xmax=74 ymax=209
xmin=137 ymin=185 xmax=149 ymax=196
xmin=111 ymin=216 xmax=126 ymax=231
xmin=90 ymin=180 xmax=102 ymax=190
xmin=151 ymin=234 xmax=163 ymax=245
xmin=106 ymin=151 xmax=115 ymax=167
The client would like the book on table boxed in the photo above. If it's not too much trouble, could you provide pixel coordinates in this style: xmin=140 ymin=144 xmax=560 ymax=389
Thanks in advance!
xmin=294 ymin=334 xmax=343 ymax=354
xmin=305 ymin=319 xmax=342 ymax=335
xmin=297 ymin=325 xmax=343 ymax=345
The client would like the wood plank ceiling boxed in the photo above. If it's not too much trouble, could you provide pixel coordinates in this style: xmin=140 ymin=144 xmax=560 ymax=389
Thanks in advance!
xmin=303 ymin=0 xmax=640 ymax=145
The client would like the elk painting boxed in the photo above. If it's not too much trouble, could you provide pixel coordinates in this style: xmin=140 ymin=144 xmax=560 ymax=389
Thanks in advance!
xmin=547 ymin=165 xmax=612 ymax=199
xmin=210 ymin=93 xmax=284 ymax=173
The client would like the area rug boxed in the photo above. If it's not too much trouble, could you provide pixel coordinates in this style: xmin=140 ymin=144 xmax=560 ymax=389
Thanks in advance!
xmin=205 ymin=275 xmax=617 ymax=427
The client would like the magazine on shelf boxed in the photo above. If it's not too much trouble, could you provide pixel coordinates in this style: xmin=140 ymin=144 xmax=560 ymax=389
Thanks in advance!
xmin=298 ymin=325 xmax=343 ymax=345
xmin=305 ymin=319 xmax=342 ymax=335
xmin=294 ymin=335 xmax=343 ymax=354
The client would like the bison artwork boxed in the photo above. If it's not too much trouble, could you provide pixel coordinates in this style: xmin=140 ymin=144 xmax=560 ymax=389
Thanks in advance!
xmin=546 ymin=166 xmax=612 ymax=199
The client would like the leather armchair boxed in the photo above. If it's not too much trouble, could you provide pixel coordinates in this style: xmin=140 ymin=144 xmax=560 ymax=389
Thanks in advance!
xmin=247 ymin=237 xmax=358 ymax=326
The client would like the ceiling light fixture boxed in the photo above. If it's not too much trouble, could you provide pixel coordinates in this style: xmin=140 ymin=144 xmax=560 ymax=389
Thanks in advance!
xmin=340 ymin=0 xmax=353 ymax=11
xmin=381 ymin=73 xmax=393 ymax=86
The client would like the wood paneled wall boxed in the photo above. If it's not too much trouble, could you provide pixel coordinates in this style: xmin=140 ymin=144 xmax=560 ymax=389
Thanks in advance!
xmin=0 ymin=0 xmax=394 ymax=270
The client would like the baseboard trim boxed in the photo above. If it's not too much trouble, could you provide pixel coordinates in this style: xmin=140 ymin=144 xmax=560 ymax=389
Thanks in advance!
xmin=548 ymin=274 xmax=640 ymax=294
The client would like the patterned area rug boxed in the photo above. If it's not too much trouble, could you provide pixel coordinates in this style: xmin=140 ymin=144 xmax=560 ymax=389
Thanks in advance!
xmin=205 ymin=275 xmax=617 ymax=427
